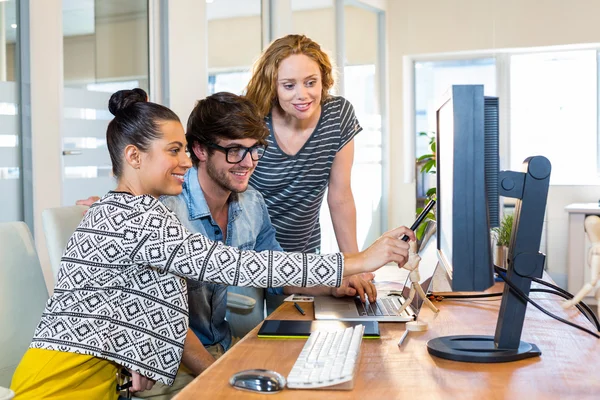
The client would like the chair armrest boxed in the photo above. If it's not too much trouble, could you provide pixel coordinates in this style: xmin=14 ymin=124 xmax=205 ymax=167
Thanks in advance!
xmin=227 ymin=293 xmax=256 ymax=310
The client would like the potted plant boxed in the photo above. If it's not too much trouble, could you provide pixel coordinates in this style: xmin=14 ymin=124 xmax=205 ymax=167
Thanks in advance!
xmin=415 ymin=131 xmax=436 ymax=240
xmin=492 ymin=213 xmax=514 ymax=268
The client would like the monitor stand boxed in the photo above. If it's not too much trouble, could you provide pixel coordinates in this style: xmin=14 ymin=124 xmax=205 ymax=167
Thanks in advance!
xmin=427 ymin=155 xmax=551 ymax=363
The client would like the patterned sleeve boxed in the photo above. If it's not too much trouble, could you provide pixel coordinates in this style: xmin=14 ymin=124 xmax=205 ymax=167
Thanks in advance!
xmin=125 ymin=206 xmax=344 ymax=289
xmin=338 ymin=97 xmax=363 ymax=151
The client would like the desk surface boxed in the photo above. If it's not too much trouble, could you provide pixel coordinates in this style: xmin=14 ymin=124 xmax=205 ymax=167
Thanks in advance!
xmin=175 ymin=279 xmax=600 ymax=400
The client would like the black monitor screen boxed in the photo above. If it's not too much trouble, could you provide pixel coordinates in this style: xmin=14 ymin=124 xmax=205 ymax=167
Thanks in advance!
xmin=436 ymin=85 xmax=495 ymax=292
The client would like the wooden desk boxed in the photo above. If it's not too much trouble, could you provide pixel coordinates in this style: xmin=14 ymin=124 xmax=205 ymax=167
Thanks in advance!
xmin=175 ymin=281 xmax=600 ymax=400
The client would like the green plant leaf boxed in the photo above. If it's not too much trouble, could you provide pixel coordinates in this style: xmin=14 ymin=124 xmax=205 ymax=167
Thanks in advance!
xmin=423 ymin=160 xmax=437 ymax=173
xmin=492 ymin=214 xmax=514 ymax=246
xmin=426 ymin=187 xmax=437 ymax=197
xmin=415 ymin=212 xmax=436 ymax=241
xmin=417 ymin=154 xmax=434 ymax=162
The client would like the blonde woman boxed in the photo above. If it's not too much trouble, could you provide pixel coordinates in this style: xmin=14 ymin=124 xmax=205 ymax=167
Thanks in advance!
xmin=246 ymin=34 xmax=362 ymax=257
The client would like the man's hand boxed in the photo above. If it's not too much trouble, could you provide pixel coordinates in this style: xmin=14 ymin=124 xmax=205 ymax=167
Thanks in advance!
xmin=331 ymin=272 xmax=376 ymax=303
xmin=76 ymin=195 xmax=100 ymax=207
xmin=129 ymin=369 xmax=155 ymax=392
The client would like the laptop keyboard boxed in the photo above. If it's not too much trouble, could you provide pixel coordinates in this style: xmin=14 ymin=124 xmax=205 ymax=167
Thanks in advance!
xmin=353 ymin=296 xmax=410 ymax=317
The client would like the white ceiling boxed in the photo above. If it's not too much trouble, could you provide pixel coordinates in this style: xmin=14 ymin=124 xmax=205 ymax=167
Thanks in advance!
xmin=2 ymin=0 xmax=333 ymax=43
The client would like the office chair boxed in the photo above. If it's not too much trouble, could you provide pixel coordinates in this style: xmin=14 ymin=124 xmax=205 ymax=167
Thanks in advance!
xmin=0 ymin=222 xmax=48 ymax=387
xmin=41 ymin=205 xmax=260 ymax=339
xmin=42 ymin=205 xmax=89 ymax=280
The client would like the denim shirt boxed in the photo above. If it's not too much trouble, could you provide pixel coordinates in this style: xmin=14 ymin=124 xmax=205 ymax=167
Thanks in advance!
xmin=161 ymin=167 xmax=283 ymax=350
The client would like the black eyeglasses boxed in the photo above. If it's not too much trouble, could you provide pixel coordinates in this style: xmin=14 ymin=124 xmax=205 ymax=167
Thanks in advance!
xmin=206 ymin=143 xmax=267 ymax=164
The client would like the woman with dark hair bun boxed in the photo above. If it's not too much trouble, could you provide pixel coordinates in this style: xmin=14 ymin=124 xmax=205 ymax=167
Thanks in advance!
xmin=10 ymin=88 xmax=414 ymax=399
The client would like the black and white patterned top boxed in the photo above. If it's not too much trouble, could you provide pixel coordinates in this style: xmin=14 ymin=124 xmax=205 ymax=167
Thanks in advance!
xmin=30 ymin=192 xmax=343 ymax=385
xmin=249 ymin=96 xmax=362 ymax=253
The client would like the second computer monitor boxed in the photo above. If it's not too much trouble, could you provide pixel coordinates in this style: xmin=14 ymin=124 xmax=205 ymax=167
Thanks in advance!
xmin=436 ymin=84 xmax=496 ymax=292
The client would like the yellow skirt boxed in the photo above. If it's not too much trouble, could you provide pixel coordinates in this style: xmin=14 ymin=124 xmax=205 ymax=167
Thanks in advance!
xmin=11 ymin=348 xmax=119 ymax=400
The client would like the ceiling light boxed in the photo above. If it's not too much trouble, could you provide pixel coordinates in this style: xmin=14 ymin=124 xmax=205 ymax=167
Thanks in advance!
xmin=11 ymin=24 xmax=17 ymax=29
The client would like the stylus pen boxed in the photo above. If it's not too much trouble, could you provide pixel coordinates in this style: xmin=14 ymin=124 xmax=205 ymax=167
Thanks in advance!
xmin=397 ymin=330 xmax=409 ymax=347
xmin=293 ymin=302 xmax=306 ymax=315
xmin=402 ymin=199 xmax=436 ymax=242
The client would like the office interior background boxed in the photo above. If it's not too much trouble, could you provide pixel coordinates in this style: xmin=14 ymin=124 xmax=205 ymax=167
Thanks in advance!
xmin=0 ymin=0 xmax=599 ymax=295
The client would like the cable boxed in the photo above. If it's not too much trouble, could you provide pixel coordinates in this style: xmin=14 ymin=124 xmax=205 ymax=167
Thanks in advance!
xmin=494 ymin=265 xmax=600 ymax=330
xmin=427 ymin=292 xmax=502 ymax=300
xmin=429 ymin=289 xmax=598 ymax=329
xmin=529 ymin=288 xmax=600 ymax=330
xmin=494 ymin=267 xmax=599 ymax=339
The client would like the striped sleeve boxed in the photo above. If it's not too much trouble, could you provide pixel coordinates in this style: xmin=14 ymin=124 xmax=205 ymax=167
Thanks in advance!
xmin=338 ymin=97 xmax=362 ymax=151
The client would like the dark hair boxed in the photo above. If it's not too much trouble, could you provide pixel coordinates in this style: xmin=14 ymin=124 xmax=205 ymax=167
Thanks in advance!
xmin=186 ymin=92 xmax=269 ymax=166
xmin=106 ymin=88 xmax=180 ymax=177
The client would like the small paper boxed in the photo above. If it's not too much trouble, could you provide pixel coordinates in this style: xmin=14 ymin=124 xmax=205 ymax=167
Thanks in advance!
xmin=284 ymin=294 xmax=314 ymax=303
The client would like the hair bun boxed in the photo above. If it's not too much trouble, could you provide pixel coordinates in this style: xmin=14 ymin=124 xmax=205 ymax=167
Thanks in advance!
xmin=108 ymin=88 xmax=148 ymax=116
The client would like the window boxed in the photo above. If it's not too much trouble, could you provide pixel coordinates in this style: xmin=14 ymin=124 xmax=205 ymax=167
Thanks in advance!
xmin=413 ymin=58 xmax=496 ymax=206
xmin=510 ymin=50 xmax=598 ymax=184
xmin=206 ymin=0 xmax=261 ymax=95
xmin=208 ymin=70 xmax=251 ymax=95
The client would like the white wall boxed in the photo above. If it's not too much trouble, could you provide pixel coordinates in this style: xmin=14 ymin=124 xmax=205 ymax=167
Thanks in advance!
xmin=208 ymin=16 xmax=262 ymax=69
xmin=387 ymin=0 xmax=600 ymax=284
xmin=30 ymin=0 xmax=64 ymax=292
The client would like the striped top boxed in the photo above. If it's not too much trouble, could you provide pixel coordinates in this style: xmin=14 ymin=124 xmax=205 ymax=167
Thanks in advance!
xmin=249 ymin=96 xmax=362 ymax=253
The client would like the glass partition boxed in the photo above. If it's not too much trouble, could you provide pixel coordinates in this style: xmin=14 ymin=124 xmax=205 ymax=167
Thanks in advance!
xmin=0 ymin=0 xmax=21 ymax=222
xmin=343 ymin=3 xmax=384 ymax=251
xmin=62 ymin=0 xmax=149 ymax=206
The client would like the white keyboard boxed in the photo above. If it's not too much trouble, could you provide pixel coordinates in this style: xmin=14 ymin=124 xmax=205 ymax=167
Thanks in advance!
xmin=287 ymin=325 xmax=364 ymax=390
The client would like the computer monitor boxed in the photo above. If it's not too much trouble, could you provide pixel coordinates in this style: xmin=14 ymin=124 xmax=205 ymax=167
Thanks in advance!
xmin=435 ymin=85 xmax=496 ymax=292
xmin=428 ymin=84 xmax=552 ymax=363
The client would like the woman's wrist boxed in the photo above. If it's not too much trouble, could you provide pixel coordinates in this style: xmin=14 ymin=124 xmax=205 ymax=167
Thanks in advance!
xmin=342 ymin=252 xmax=363 ymax=277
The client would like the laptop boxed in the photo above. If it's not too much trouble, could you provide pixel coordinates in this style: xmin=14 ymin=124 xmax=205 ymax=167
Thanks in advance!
xmin=314 ymin=222 xmax=438 ymax=322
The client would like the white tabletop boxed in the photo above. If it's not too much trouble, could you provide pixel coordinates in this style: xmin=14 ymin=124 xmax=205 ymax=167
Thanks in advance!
xmin=565 ymin=203 xmax=600 ymax=213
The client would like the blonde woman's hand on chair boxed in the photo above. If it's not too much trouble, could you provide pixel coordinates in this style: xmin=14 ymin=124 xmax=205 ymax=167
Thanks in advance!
xmin=76 ymin=196 xmax=100 ymax=207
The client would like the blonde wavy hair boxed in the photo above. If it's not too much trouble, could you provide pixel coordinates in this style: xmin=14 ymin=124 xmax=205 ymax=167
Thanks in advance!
xmin=245 ymin=34 xmax=335 ymax=118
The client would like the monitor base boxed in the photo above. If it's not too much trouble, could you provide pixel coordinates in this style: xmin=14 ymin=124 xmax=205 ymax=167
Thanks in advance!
xmin=427 ymin=335 xmax=541 ymax=363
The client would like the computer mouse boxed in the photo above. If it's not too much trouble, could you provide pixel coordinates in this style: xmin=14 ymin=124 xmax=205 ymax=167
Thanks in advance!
xmin=229 ymin=369 xmax=286 ymax=393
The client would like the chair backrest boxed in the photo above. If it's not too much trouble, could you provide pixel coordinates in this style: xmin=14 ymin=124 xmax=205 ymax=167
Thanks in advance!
xmin=42 ymin=205 xmax=88 ymax=279
xmin=0 ymin=222 xmax=48 ymax=387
